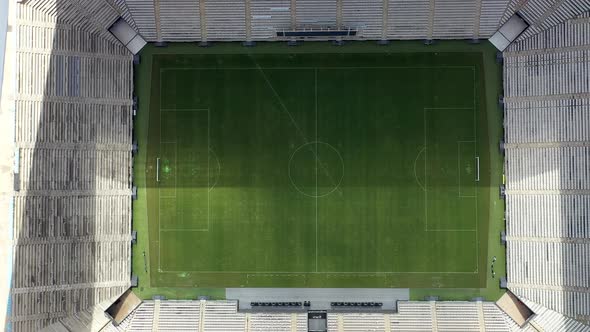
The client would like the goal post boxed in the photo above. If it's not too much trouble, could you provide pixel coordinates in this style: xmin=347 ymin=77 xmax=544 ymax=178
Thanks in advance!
xmin=475 ymin=156 xmax=480 ymax=182
xmin=156 ymin=157 xmax=160 ymax=182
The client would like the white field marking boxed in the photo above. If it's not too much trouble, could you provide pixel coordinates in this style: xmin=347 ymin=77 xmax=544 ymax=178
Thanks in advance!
xmin=476 ymin=156 xmax=480 ymax=182
xmin=457 ymin=141 xmax=460 ymax=197
xmin=423 ymin=106 xmax=480 ymax=275
xmin=458 ymin=141 xmax=477 ymax=198
xmin=247 ymin=274 xmax=306 ymax=278
xmin=161 ymin=65 xmax=477 ymax=71
xmin=158 ymin=142 xmax=177 ymax=198
xmin=158 ymin=142 xmax=178 ymax=271
xmin=159 ymin=97 xmax=479 ymax=273
xmin=473 ymin=67 xmax=476 ymax=109
xmin=255 ymin=65 xmax=340 ymax=192
xmin=472 ymin=67 xmax=479 ymax=273
xmin=208 ymin=147 xmax=221 ymax=192
xmin=423 ymin=107 xmax=475 ymax=110
xmin=161 ymin=228 xmax=214 ymax=232
xmin=155 ymin=67 xmax=482 ymax=275
xmin=287 ymin=142 xmax=344 ymax=198
xmin=207 ymin=107 xmax=210 ymax=232
xmin=158 ymin=69 xmax=162 ymax=272
xmin=423 ymin=107 xmax=428 ymax=231
xmin=158 ymin=198 xmax=161 ymax=271
xmin=315 ymin=68 xmax=318 ymax=273
xmin=158 ymin=235 xmax=161 ymax=272
xmin=254 ymin=64 xmax=309 ymax=141
xmin=425 ymin=229 xmax=476 ymax=232
xmin=157 ymin=107 xmax=213 ymax=270
xmin=413 ymin=146 xmax=426 ymax=192
xmin=160 ymin=108 xmax=210 ymax=112
xmin=156 ymin=157 xmax=160 ymax=183
xmin=159 ymin=269 xmax=479 ymax=274
xmin=246 ymin=274 xmax=308 ymax=285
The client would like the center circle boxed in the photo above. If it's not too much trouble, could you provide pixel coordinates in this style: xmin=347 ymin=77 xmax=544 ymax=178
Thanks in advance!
xmin=288 ymin=141 xmax=344 ymax=198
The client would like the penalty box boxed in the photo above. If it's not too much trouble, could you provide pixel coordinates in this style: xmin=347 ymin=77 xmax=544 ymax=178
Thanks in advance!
xmin=158 ymin=109 xmax=212 ymax=232
xmin=424 ymin=107 xmax=479 ymax=232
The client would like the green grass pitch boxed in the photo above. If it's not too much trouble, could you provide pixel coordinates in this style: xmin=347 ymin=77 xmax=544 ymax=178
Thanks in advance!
xmin=134 ymin=43 xmax=505 ymax=295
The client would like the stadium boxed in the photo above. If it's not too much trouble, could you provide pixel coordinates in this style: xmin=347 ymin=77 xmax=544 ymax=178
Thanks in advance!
xmin=0 ymin=0 xmax=589 ymax=331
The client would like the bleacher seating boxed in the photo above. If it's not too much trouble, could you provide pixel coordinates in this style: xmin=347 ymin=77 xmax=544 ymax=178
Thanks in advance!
xmin=125 ymin=301 xmax=155 ymax=331
xmin=520 ymin=298 xmax=590 ymax=331
xmin=205 ymin=0 xmax=247 ymax=41
xmin=502 ymin=0 xmax=590 ymax=41
xmin=21 ymin=0 xmax=586 ymax=44
xmin=478 ymin=0 xmax=513 ymax=37
xmin=503 ymin=11 xmax=590 ymax=323
xmin=391 ymin=301 xmax=517 ymax=331
xmin=55 ymin=0 xmax=588 ymax=44
xmin=103 ymin=300 xmax=200 ymax=332
xmin=388 ymin=0 xmax=430 ymax=39
xmin=202 ymin=300 xmax=246 ymax=332
xmin=249 ymin=313 xmax=306 ymax=332
xmin=157 ymin=300 xmax=201 ymax=331
xmin=296 ymin=312 xmax=308 ymax=331
xmin=483 ymin=302 xmax=517 ymax=331
xmin=101 ymin=300 xmax=527 ymax=331
xmin=276 ymin=28 xmax=357 ymax=37
xmin=390 ymin=301 xmax=434 ymax=331
xmin=296 ymin=0 xmax=337 ymax=26
xmin=21 ymin=0 xmax=121 ymax=34
xmin=432 ymin=0 xmax=478 ymax=39
xmin=100 ymin=300 xmax=315 ymax=331
xmin=99 ymin=299 xmax=525 ymax=331
xmin=124 ymin=0 xmax=158 ymax=40
xmin=7 ymin=1 xmax=133 ymax=330
xmin=250 ymin=1 xmax=291 ymax=40
xmin=504 ymin=100 xmax=590 ymax=144
xmin=109 ymin=0 xmax=587 ymax=42
xmin=328 ymin=312 xmax=388 ymax=331
xmin=159 ymin=0 xmax=201 ymax=41
xmin=435 ymin=301 xmax=480 ymax=331
xmin=341 ymin=0 xmax=382 ymax=39
xmin=505 ymin=147 xmax=589 ymax=191
xmin=81 ymin=295 xmax=590 ymax=331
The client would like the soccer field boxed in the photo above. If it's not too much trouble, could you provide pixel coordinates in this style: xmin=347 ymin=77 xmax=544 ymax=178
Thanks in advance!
xmin=137 ymin=45 xmax=501 ymax=290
